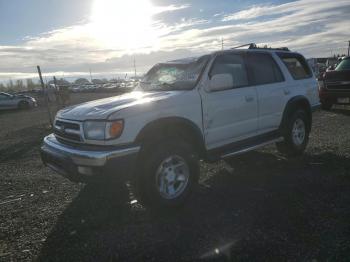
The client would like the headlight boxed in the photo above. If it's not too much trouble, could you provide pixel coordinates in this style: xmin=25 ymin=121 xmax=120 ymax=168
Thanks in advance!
xmin=83 ymin=120 xmax=124 ymax=140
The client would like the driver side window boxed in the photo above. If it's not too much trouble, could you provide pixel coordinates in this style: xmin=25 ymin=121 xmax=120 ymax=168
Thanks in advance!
xmin=210 ymin=53 xmax=249 ymax=88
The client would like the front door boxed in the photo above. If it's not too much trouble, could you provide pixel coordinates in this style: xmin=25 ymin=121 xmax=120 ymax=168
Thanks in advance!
xmin=201 ymin=52 xmax=258 ymax=150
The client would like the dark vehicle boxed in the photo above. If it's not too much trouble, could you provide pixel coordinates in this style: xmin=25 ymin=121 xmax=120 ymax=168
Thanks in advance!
xmin=318 ymin=56 xmax=350 ymax=110
xmin=0 ymin=92 xmax=37 ymax=110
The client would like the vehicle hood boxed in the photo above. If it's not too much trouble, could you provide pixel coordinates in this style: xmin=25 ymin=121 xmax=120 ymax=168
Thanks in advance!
xmin=57 ymin=91 xmax=182 ymax=121
xmin=323 ymin=70 xmax=350 ymax=82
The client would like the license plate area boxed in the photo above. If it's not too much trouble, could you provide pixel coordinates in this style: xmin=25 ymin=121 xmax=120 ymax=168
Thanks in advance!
xmin=337 ymin=98 xmax=350 ymax=104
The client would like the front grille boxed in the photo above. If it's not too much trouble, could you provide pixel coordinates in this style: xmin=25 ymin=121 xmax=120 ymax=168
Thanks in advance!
xmin=53 ymin=119 xmax=82 ymax=142
xmin=326 ymin=81 xmax=350 ymax=91
xmin=55 ymin=120 xmax=80 ymax=130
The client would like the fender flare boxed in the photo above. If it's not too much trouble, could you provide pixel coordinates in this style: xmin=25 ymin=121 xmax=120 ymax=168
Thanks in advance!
xmin=135 ymin=117 xmax=206 ymax=156
xmin=280 ymin=95 xmax=312 ymax=131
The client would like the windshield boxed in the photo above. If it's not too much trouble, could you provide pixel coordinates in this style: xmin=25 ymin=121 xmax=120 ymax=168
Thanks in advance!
xmin=335 ymin=58 xmax=350 ymax=71
xmin=139 ymin=55 xmax=210 ymax=91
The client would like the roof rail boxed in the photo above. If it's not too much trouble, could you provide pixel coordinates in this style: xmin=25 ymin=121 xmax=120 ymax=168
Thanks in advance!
xmin=231 ymin=43 xmax=256 ymax=49
xmin=231 ymin=43 xmax=290 ymax=51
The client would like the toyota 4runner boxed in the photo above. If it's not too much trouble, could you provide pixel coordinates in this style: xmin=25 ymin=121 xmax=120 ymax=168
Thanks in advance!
xmin=41 ymin=46 xmax=320 ymax=208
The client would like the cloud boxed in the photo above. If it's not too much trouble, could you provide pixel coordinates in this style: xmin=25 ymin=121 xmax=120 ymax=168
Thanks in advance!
xmin=153 ymin=4 xmax=190 ymax=14
xmin=222 ymin=5 xmax=273 ymax=21
xmin=0 ymin=0 xmax=349 ymax=82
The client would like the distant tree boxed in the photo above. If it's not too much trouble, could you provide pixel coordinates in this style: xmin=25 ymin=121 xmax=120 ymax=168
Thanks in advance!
xmin=7 ymin=79 xmax=14 ymax=91
xmin=48 ymin=78 xmax=71 ymax=86
xmin=26 ymin=79 xmax=35 ymax=90
xmin=0 ymin=83 xmax=6 ymax=91
xmin=92 ymin=79 xmax=103 ymax=84
xmin=15 ymin=79 xmax=24 ymax=91
xmin=58 ymin=78 xmax=71 ymax=85
xmin=74 ymin=78 xmax=90 ymax=85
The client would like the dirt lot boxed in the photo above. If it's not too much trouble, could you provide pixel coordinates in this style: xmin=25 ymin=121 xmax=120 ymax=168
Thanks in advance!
xmin=0 ymin=96 xmax=350 ymax=261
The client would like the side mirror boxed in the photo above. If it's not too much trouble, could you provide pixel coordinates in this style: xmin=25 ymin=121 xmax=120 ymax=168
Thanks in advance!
xmin=209 ymin=74 xmax=233 ymax=91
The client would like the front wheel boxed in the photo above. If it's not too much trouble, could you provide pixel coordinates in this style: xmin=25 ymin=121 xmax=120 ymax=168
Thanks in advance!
xmin=276 ymin=110 xmax=310 ymax=156
xmin=133 ymin=138 xmax=199 ymax=209
xmin=18 ymin=101 xmax=29 ymax=109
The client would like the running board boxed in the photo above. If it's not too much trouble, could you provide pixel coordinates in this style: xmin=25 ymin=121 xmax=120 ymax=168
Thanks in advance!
xmin=221 ymin=137 xmax=284 ymax=159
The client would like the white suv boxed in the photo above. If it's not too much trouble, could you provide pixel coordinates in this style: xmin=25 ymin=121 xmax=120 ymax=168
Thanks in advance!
xmin=41 ymin=46 xmax=320 ymax=208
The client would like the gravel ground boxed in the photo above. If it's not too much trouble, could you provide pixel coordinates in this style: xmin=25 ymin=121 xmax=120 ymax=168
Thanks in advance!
xmin=0 ymin=106 xmax=350 ymax=261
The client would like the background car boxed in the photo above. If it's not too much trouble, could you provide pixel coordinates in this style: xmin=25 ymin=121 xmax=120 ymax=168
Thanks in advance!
xmin=0 ymin=92 xmax=37 ymax=110
xmin=318 ymin=56 xmax=350 ymax=110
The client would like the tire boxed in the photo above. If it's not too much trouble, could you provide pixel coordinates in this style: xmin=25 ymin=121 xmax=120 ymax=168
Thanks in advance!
xmin=133 ymin=138 xmax=199 ymax=209
xmin=18 ymin=101 xmax=29 ymax=109
xmin=321 ymin=101 xmax=333 ymax=110
xmin=276 ymin=109 xmax=310 ymax=156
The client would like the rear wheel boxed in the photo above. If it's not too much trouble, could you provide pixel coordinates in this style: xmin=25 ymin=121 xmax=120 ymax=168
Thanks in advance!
xmin=133 ymin=138 xmax=199 ymax=209
xmin=276 ymin=109 xmax=310 ymax=156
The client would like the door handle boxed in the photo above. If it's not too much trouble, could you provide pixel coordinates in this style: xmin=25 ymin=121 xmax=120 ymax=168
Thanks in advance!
xmin=245 ymin=95 xmax=254 ymax=102
xmin=284 ymin=89 xmax=291 ymax=95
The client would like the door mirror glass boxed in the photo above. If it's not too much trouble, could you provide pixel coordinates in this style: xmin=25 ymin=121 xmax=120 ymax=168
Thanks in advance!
xmin=209 ymin=74 xmax=233 ymax=91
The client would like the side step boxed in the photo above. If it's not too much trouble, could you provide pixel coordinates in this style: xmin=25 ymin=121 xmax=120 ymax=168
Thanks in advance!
xmin=221 ymin=137 xmax=283 ymax=159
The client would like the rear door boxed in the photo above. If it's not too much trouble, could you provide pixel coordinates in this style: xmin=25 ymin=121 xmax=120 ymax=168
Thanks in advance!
xmin=246 ymin=52 xmax=288 ymax=133
xmin=201 ymin=52 xmax=258 ymax=149
xmin=277 ymin=53 xmax=319 ymax=107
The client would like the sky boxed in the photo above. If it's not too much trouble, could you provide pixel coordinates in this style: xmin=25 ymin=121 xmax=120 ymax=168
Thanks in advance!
xmin=0 ymin=0 xmax=349 ymax=83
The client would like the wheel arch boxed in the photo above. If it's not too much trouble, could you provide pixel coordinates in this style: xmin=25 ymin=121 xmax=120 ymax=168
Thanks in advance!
xmin=280 ymin=95 xmax=312 ymax=131
xmin=17 ymin=99 xmax=29 ymax=108
xmin=135 ymin=117 xmax=206 ymax=158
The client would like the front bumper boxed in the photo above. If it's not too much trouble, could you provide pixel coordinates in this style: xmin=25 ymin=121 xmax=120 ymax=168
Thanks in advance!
xmin=40 ymin=134 xmax=140 ymax=182
xmin=319 ymin=90 xmax=350 ymax=104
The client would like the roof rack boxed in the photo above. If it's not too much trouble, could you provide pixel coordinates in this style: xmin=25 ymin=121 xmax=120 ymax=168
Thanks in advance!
xmin=231 ymin=43 xmax=290 ymax=51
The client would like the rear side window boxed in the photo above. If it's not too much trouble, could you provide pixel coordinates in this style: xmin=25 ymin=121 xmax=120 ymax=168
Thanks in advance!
xmin=247 ymin=53 xmax=284 ymax=85
xmin=210 ymin=53 xmax=249 ymax=88
xmin=278 ymin=53 xmax=312 ymax=80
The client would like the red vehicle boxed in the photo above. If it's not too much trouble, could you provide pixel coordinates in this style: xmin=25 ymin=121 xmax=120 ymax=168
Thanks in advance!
xmin=318 ymin=56 xmax=350 ymax=110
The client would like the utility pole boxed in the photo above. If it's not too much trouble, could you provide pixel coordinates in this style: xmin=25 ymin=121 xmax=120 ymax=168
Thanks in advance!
xmin=221 ymin=38 xmax=224 ymax=50
xmin=348 ymin=40 xmax=350 ymax=56
xmin=89 ymin=68 xmax=93 ymax=82
xmin=133 ymin=57 xmax=137 ymax=78
xmin=53 ymin=76 xmax=61 ymax=108
xmin=37 ymin=66 xmax=53 ymax=126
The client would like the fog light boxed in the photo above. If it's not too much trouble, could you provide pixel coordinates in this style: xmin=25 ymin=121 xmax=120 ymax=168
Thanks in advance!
xmin=78 ymin=166 xmax=93 ymax=176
